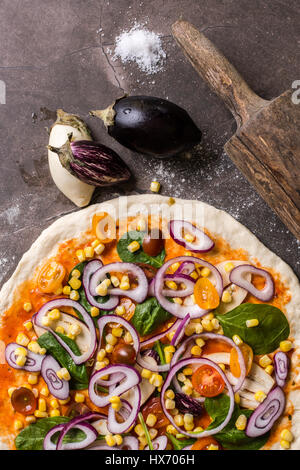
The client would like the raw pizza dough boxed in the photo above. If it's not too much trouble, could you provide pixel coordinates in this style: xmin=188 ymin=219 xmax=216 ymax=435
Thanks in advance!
xmin=0 ymin=194 xmax=299 ymax=450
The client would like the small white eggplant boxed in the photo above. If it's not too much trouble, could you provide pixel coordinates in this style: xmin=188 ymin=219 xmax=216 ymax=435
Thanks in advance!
xmin=48 ymin=109 xmax=95 ymax=207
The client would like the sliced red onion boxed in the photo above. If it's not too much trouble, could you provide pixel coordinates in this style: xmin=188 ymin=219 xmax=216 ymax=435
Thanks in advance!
xmin=41 ymin=355 xmax=69 ymax=400
xmin=44 ymin=422 xmax=97 ymax=450
xmin=154 ymin=256 xmax=223 ymax=318
xmin=83 ymin=260 xmax=119 ymax=311
xmin=163 ymin=274 xmax=195 ymax=297
xmin=90 ymin=262 xmax=148 ymax=303
xmin=181 ymin=445 xmax=193 ymax=450
xmin=56 ymin=412 xmax=106 ymax=450
xmin=86 ymin=436 xmax=139 ymax=450
xmin=89 ymin=364 xmax=141 ymax=408
xmin=34 ymin=299 xmax=97 ymax=365
xmin=5 ymin=343 xmax=44 ymax=372
xmin=148 ymin=278 xmax=155 ymax=297
xmin=161 ymin=357 xmax=234 ymax=438
xmin=246 ymin=387 xmax=285 ymax=437
xmin=169 ymin=220 xmax=214 ymax=253
xmin=175 ymin=261 xmax=195 ymax=276
xmin=171 ymin=314 xmax=190 ymax=346
xmin=274 ymin=351 xmax=289 ymax=388
xmin=145 ymin=436 xmax=168 ymax=450
xmin=108 ymin=385 xmax=141 ymax=434
xmin=136 ymin=353 xmax=169 ymax=373
xmin=174 ymin=392 xmax=204 ymax=416
xmin=171 ymin=333 xmax=246 ymax=392
xmin=229 ymin=265 xmax=275 ymax=302
xmin=140 ymin=319 xmax=181 ymax=349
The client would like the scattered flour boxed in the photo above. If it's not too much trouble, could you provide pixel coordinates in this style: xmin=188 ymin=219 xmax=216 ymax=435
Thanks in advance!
xmin=113 ymin=24 xmax=166 ymax=74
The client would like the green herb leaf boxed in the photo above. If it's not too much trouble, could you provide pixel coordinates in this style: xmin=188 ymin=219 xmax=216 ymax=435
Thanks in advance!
xmin=117 ymin=231 xmax=165 ymax=268
xmin=131 ymin=297 xmax=171 ymax=336
xmin=166 ymin=433 xmax=196 ymax=450
xmin=204 ymin=394 xmax=269 ymax=450
xmin=216 ymin=303 xmax=290 ymax=354
xmin=15 ymin=417 xmax=69 ymax=450
xmin=37 ymin=331 xmax=89 ymax=387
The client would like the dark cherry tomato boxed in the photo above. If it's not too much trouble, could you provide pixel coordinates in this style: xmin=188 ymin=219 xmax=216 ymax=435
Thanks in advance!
xmin=66 ymin=402 xmax=91 ymax=418
xmin=142 ymin=229 xmax=164 ymax=257
xmin=191 ymin=437 xmax=222 ymax=450
xmin=142 ymin=397 xmax=169 ymax=429
xmin=136 ymin=263 xmax=158 ymax=280
xmin=111 ymin=343 xmax=136 ymax=365
xmin=11 ymin=387 xmax=37 ymax=415
xmin=192 ymin=365 xmax=225 ymax=397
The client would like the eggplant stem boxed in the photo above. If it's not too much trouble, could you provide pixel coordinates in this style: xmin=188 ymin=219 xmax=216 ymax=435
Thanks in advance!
xmin=47 ymin=145 xmax=60 ymax=154
xmin=90 ymin=103 xmax=116 ymax=127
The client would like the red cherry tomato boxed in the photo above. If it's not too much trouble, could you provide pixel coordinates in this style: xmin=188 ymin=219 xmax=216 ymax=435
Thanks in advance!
xmin=192 ymin=365 xmax=225 ymax=397
xmin=11 ymin=387 xmax=37 ymax=415
xmin=111 ymin=343 xmax=136 ymax=365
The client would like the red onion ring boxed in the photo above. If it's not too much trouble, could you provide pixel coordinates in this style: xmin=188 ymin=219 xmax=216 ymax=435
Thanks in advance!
xmin=44 ymin=421 xmax=98 ymax=450
xmin=145 ymin=435 xmax=168 ymax=450
xmin=5 ymin=343 xmax=44 ymax=372
xmin=169 ymin=220 xmax=214 ymax=253
xmin=89 ymin=364 xmax=141 ymax=408
xmin=41 ymin=355 xmax=69 ymax=400
xmin=171 ymin=314 xmax=191 ymax=346
xmin=136 ymin=353 xmax=169 ymax=373
xmin=274 ymin=351 xmax=289 ymax=388
xmin=163 ymin=274 xmax=195 ymax=297
xmin=107 ymin=385 xmax=141 ymax=434
xmin=34 ymin=299 xmax=97 ymax=365
xmin=229 ymin=265 xmax=275 ymax=302
xmin=161 ymin=357 xmax=235 ymax=438
xmin=154 ymin=256 xmax=223 ymax=318
xmin=56 ymin=412 xmax=106 ymax=450
xmin=90 ymin=262 xmax=148 ymax=304
xmin=171 ymin=333 xmax=246 ymax=392
xmin=246 ymin=387 xmax=285 ymax=437
xmin=83 ymin=260 xmax=119 ymax=311
xmin=175 ymin=261 xmax=195 ymax=276
xmin=140 ymin=319 xmax=181 ymax=349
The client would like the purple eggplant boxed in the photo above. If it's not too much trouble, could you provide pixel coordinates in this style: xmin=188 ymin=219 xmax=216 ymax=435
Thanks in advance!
xmin=90 ymin=95 xmax=202 ymax=158
xmin=48 ymin=137 xmax=131 ymax=187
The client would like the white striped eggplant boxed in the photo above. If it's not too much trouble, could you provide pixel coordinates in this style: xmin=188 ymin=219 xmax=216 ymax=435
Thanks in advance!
xmin=48 ymin=137 xmax=131 ymax=187
xmin=90 ymin=95 xmax=202 ymax=158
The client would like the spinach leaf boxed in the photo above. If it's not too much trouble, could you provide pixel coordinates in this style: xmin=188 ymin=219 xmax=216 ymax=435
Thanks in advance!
xmin=70 ymin=263 xmax=110 ymax=326
xmin=117 ymin=231 xmax=165 ymax=268
xmin=166 ymin=433 xmax=196 ymax=450
xmin=216 ymin=303 xmax=289 ymax=354
xmin=37 ymin=332 xmax=89 ymax=387
xmin=131 ymin=297 xmax=171 ymax=336
xmin=205 ymin=394 xmax=269 ymax=450
xmin=15 ymin=417 xmax=69 ymax=450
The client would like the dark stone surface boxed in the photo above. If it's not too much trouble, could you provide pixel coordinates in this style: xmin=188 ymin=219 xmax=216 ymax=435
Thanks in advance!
xmin=0 ymin=0 xmax=299 ymax=286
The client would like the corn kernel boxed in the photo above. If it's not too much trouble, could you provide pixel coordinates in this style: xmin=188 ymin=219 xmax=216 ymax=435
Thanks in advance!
xmin=70 ymin=290 xmax=80 ymax=301
xmin=50 ymin=409 xmax=60 ymax=417
xmin=174 ymin=414 xmax=184 ymax=427
xmin=28 ymin=374 xmax=39 ymax=385
xmin=96 ymin=281 xmax=108 ymax=296
xmin=24 ymin=321 xmax=33 ymax=331
xmin=173 ymin=297 xmax=183 ymax=305
xmin=219 ymin=363 xmax=226 ymax=372
xmin=50 ymin=398 xmax=59 ymax=409
xmin=203 ymin=313 xmax=214 ymax=321
xmin=16 ymin=333 xmax=30 ymax=347
xmin=254 ymin=391 xmax=267 ymax=403
xmin=55 ymin=326 xmax=65 ymax=335
xmin=149 ymin=373 xmax=163 ymax=387
xmin=38 ymin=398 xmax=47 ymax=412
xmin=201 ymin=267 xmax=211 ymax=277
xmin=141 ymin=368 xmax=152 ymax=379
xmin=165 ymin=280 xmax=177 ymax=291
xmin=48 ymin=308 xmax=61 ymax=321
xmin=146 ymin=413 xmax=157 ymax=427
xmin=69 ymin=323 xmax=81 ymax=337
xmin=265 ymin=365 xmax=274 ymax=375
xmin=75 ymin=392 xmax=85 ymax=403
xmin=280 ymin=429 xmax=293 ymax=442
xmin=134 ymin=424 xmax=145 ymax=437
xmin=72 ymin=269 xmax=81 ymax=279
xmin=212 ymin=318 xmax=220 ymax=330
xmin=149 ymin=428 xmax=158 ymax=440
xmin=115 ymin=434 xmax=123 ymax=445
xmin=280 ymin=340 xmax=293 ymax=352
xmin=40 ymin=386 xmax=49 ymax=397
xmin=202 ymin=319 xmax=213 ymax=332
xmin=171 ymin=262 xmax=180 ymax=272
xmin=183 ymin=413 xmax=194 ymax=424
xmin=106 ymin=333 xmax=117 ymax=346
xmin=246 ymin=318 xmax=259 ymax=328
xmin=84 ymin=246 xmax=94 ymax=258
xmin=110 ymin=275 xmax=120 ymax=287
xmin=105 ymin=344 xmax=113 ymax=353
xmin=112 ymin=327 xmax=123 ymax=338
xmin=194 ymin=426 xmax=204 ymax=433
xmin=54 ymin=286 xmax=63 ymax=295
xmin=184 ymin=323 xmax=196 ymax=336
xmin=208 ymin=444 xmax=219 ymax=450
xmin=124 ymin=331 xmax=133 ymax=344
xmin=164 ymin=345 xmax=175 ymax=354
xmin=35 ymin=411 xmax=48 ymax=419
xmin=91 ymin=239 xmax=101 ymax=248
xmin=166 ymin=425 xmax=177 ymax=435
xmin=58 ymin=397 xmax=70 ymax=405
xmin=232 ymin=335 xmax=243 ymax=346
xmin=23 ymin=302 xmax=32 ymax=312
xmin=127 ymin=241 xmax=140 ymax=253
xmin=165 ymin=389 xmax=175 ymax=399
xmin=14 ymin=420 xmax=23 ymax=431
xmin=259 ymin=355 xmax=272 ymax=368
xmin=184 ymin=233 xmax=195 ymax=243
xmin=225 ymin=262 xmax=234 ymax=272
xmin=16 ymin=355 xmax=27 ymax=367
xmin=105 ymin=434 xmax=116 ymax=447
xmin=94 ymin=243 xmax=105 ymax=255
xmin=63 ymin=285 xmax=71 ymax=295
xmin=25 ymin=415 xmax=36 ymax=424
xmin=234 ymin=393 xmax=241 ymax=404
xmin=90 ymin=306 xmax=99 ymax=318
xmin=181 ymin=385 xmax=193 ymax=395
xmin=184 ymin=422 xmax=194 ymax=431
xmin=150 ymin=181 xmax=160 ymax=193
xmin=165 ymin=399 xmax=175 ymax=410
xmin=115 ymin=305 xmax=125 ymax=316
xmin=195 ymin=338 xmax=205 ymax=348
xmin=120 ymin=275 xmax=130 ymax=290
xmin=191 ymin=345 xmax=202 ymax=356
xmin=15 ymin=346 xmax=27 ymax=357
xmin=222 ymin=291 xmax=232 ymax=303
xmin=57 ymin=368 xmax=71 ymax=381
xmin=280 ymin=439 xmax=290 ymax=449
xmin=32 ymin=388 xmax=39 ymax=398
xmin=97 ymin=349 xmax=106 ymax=362
xmin=76 ymin=249 xmax=86 ymax=262
xmin=235 ymin=414 xmax=247 ymax=430
xmin=27 ymin=341 xmax=39 ymax=355
xmin=182 ymin=368 xmax=193 ymax=376
xmin=69 ymin=277 xmax=82 ymax=290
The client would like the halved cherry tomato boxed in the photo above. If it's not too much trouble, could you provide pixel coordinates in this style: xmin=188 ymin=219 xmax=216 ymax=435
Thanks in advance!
xmin=191 ymin=437 xmax=221 ymax=450
xmin=92 ymin=212 xmax=116 ymax=243
xmin=37 ymin=260 xmax=66 ymax=294
xmin=230 ymin=343 xmax=253 ymax=378
xmin=192 ymin=365 xmax=225 ymax=397
xmin=142 ymin=397 xmax=169 ymax=429
xmin=194 ymin=278 xmax=220 ymax=310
